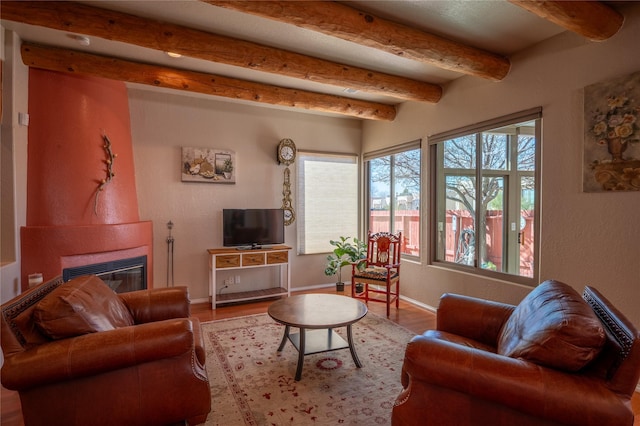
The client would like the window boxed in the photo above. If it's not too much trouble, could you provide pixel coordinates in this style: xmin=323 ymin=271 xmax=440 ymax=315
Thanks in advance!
xmin=364 ymin=140 xmax=421 ymax=258
xmin=430 ymin=108 xmax=541 ymax=282
xmin=297 ymin=152 xmax=359 ymax=254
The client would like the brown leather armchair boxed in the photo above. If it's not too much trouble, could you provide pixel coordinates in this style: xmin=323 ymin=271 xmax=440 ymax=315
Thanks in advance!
xmin=1 ymin=275 xmax=211 ymax=426
xmin=392 ymin=280 xmax=640 ymax=426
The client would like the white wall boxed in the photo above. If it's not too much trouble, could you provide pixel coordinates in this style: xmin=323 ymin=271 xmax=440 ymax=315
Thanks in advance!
xmin=128 ymin=88 xmax=362 ymax=301
xmin=362 ymin=4 xmax=640 ymax=327
xmin=0 ymin=29 xmax=29 ymax=304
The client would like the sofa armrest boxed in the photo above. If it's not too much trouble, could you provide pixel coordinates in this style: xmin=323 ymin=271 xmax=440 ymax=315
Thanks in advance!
xmin=436 ymin=293 xmax=515 ymax=346
xmin=1 ymin=318 xmax=196 ymax=390
xmin=399 ymin=333 xmax=632 ymax=425
xmin=118 ymin=286 xmax=190 ymax=323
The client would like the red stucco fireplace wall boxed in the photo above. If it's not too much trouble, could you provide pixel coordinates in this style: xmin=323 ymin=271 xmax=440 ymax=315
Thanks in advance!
xmin=20 ymin=69 xmax=153 ymax=290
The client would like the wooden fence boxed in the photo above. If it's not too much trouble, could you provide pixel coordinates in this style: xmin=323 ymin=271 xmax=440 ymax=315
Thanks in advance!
xmin=369 ymin=209 xmax=534 ymax=277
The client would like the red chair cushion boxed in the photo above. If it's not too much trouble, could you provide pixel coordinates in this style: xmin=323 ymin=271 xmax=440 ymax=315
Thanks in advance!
xmin=354 ymin=266 xmax=398 ymax=282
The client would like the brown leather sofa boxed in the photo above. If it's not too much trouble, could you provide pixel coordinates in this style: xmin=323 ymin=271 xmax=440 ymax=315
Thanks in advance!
xmin=392 ymin=280 xmax=640 ymax=426
xmin=1 ymin=275 xmax=211 ymax=426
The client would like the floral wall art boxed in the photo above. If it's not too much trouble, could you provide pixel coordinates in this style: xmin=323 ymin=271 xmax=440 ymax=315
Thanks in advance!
xmin=182 ymin=147 xmax=236 ymax=183
xmin=583 ymin=71 xmax=640 ymax=192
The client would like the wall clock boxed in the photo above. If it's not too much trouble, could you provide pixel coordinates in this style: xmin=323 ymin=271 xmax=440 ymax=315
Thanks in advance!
xmin=277 ymin=138 xmax=296 ymax=166
xmin=277 ymin=138 xmax=296 ymax=226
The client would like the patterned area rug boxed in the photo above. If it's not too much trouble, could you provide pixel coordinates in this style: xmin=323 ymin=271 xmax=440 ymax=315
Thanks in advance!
xmin=202 ymin=311 xmax=416 ymax=425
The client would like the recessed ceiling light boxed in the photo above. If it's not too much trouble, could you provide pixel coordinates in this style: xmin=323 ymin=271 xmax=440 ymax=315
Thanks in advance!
xmin=166 ymin=52 xmax=182 ymax=58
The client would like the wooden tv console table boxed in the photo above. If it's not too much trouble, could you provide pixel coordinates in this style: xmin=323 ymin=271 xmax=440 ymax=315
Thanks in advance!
xmin=207 ymin=245 xmax=291 ymax=309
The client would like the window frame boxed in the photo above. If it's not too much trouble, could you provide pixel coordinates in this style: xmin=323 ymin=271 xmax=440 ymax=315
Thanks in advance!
xmin=364 ymin=139 xmax=422 ymax=261
xmin=428 ymin=108 xmax=541 ymax=285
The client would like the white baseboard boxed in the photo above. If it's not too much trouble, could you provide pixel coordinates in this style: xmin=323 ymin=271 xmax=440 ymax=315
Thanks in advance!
xmin=398 ymin=294 xmax=438 ymax=313
xmin=296 ymin=283 xmax=439 ymax=314
xmin=192 ymin=283 xmax=439 ymax=312
xmin=189 ymin=282 xmax=337 ymax=306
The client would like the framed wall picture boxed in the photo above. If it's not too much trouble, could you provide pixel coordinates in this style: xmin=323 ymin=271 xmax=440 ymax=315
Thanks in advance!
xmin=182 ymin=147 xmax=236 ymax=183
xmin=583 ymin=71 xmax=640 ymax=192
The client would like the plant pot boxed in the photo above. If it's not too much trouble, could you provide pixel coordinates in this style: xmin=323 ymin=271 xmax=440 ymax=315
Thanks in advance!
xmin=336 ymin=282 xmax=345 ymax=292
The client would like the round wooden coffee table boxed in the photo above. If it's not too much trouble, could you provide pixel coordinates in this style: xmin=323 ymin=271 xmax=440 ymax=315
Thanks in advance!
xmin=268 ymin=294 xmax=368 ymax=381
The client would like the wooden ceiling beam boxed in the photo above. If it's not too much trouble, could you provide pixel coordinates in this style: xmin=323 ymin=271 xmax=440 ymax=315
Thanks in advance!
xmin=508 ymin=1 xmax=624 ymax=41
xmin=204 ymin=1 xmax=511 ymax=82
xmin=0 ymin=1 xmax=441 ymax=104
xmin=20 ymin=43 xmax=396 ymax=121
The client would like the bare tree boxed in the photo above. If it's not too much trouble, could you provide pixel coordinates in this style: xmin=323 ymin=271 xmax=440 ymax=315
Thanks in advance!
xmin=369 ymin=149 xmax=421 ymax=201
xmin=444 ymin=132 xmax=536 ymax=265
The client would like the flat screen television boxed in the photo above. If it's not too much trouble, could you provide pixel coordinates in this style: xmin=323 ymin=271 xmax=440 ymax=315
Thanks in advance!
xmin=223 ymin=208 xmax=285 ymax=249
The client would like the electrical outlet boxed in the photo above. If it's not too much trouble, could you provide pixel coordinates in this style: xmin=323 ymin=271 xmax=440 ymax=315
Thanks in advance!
xmin=224 ymin=278 xmax=233 ymax=286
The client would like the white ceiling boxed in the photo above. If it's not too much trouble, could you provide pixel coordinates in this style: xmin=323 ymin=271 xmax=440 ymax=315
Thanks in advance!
xmin=0 ymin=1 xmax=609 ymax=112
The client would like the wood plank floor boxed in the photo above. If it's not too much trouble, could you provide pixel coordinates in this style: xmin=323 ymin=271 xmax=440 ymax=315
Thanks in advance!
xmin=1 ymin=285 xmax=638 ymax=425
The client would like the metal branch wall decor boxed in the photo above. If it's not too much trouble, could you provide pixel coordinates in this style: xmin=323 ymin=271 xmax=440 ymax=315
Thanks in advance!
xmin=94 ymin=133 xmax=117 ymax=214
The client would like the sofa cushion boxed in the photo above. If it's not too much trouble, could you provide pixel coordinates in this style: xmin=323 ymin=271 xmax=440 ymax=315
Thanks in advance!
xmin=497 ymin=280 xmax=605 ymax=372
xmin=34 ymin=275 xmax=134 ymax=340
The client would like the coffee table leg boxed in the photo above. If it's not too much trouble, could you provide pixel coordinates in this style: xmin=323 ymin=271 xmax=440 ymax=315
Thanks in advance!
xmin=277 ymin=325 xmax=290 ymax=352
xmin=347 ymin=324 xmax=363 ymax=368
xmin=295 ymin=328 xmax=306 ymax=381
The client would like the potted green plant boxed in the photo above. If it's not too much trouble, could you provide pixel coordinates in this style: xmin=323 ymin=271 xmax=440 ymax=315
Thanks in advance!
xmin=324 ymin=236 xmax=367 ymax=291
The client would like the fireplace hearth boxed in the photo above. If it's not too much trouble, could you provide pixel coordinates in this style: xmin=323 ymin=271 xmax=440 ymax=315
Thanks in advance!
xmin=63 ymin=256 xmax=147 ymax=293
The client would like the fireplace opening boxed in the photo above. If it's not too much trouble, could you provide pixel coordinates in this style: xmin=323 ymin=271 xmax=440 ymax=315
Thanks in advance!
xmin=63 ymin=256 xmax=147 ymax=293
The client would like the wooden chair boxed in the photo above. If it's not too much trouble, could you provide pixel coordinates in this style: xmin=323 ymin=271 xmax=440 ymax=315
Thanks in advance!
xmin=351 ymin=231 xmax=401 ymax=317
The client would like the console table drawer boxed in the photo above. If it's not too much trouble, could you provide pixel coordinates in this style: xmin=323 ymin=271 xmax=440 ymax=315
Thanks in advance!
xmin=208 ymin=245 xmax=291 ymax=310
xmin=267 ymin=251 xmax=288 ymax=264
xmin=243 ymin=253 xmax=265 ymax=266
xmin=216 ymin=255 xmax=241 ymax=268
